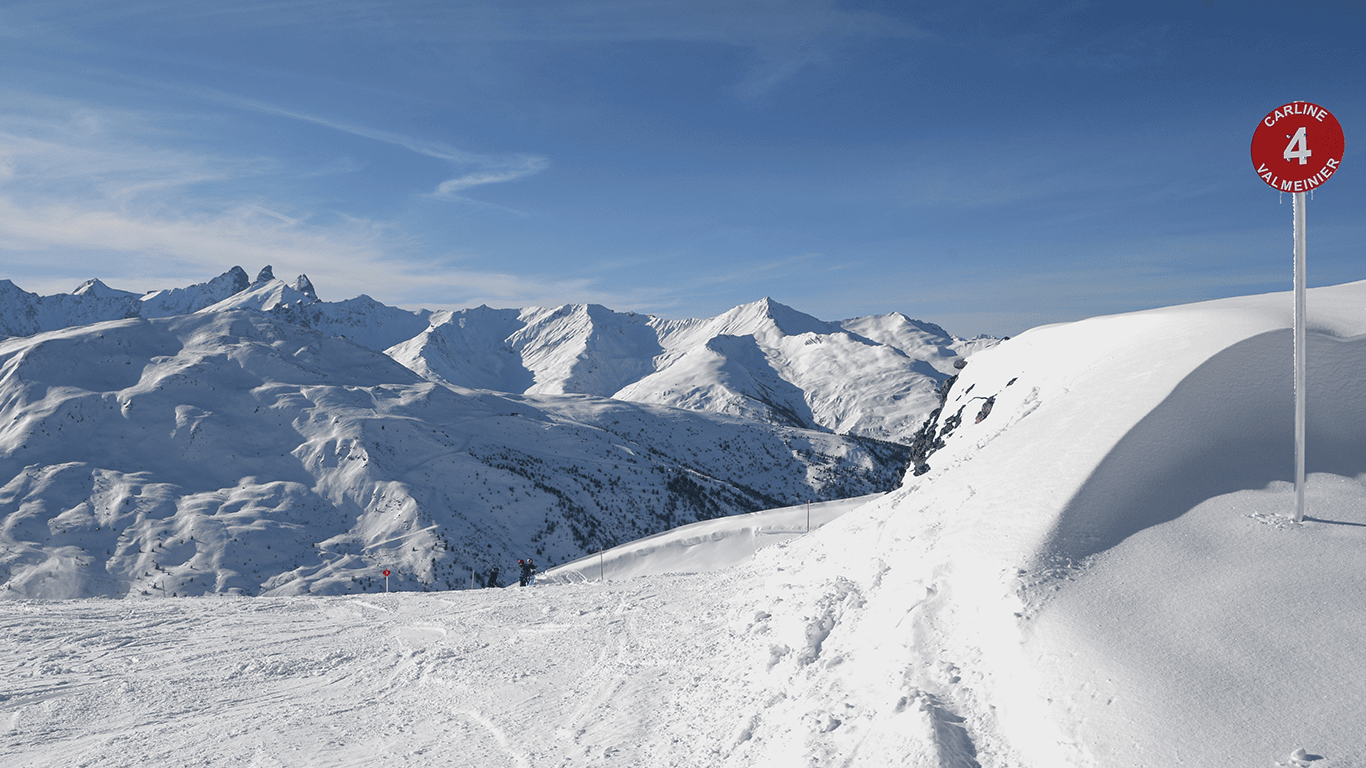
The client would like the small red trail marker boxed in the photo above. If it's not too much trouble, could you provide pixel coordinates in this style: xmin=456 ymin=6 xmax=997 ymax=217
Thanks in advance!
xmin=383 ymin=569 xmax=391 ymax=592
xmin=1251 ymin=101 xmax=1345 ymax=523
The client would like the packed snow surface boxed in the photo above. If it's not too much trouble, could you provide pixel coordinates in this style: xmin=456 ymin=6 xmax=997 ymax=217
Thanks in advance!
xmin=6 ymin=281 xmax=1366 ymax=766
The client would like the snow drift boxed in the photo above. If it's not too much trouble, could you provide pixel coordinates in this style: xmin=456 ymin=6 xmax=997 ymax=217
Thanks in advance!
xmin=715 ymin=280 xmax=1366 ymax=766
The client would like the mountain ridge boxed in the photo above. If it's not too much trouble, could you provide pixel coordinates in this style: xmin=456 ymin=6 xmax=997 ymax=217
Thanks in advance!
xmin=0 ymin=267 xmax=997 ymax=444
xmin=0 ymin=308 xmax=911 ymax=599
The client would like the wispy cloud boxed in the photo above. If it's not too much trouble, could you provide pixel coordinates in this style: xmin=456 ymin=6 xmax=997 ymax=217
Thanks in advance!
xmin=0 ymin=91 xmax=665 ymax=314
xmin=0 ymin=192 xmax=396 ymax=291
xmin=434 ymin=158 xmax=551 ymax=198
xmin=0 ymin=95 xmax=271 ymax=207
xmin=0 ymin=93 xmax=546 ymax=303
xmin=0 ymin=183 xmax=624 ymax=311
xmin=211 ymin=93 xmax=550 ymax=200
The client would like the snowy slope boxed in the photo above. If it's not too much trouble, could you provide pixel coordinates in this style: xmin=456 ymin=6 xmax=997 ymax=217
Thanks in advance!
xmin=712 ymin=279 xmax=1366 ymax=767
xmin=384 ymin=307 xmax=534 ymax=392
xmin=4 ymin=281 xmax=1366 ymax=767
xmin=0 ymin=309 xmax=908 ymax=600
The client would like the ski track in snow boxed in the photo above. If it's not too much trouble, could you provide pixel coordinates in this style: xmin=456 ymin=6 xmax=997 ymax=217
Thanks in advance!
xmin=2 ymin=560 xmax=954 ymax=767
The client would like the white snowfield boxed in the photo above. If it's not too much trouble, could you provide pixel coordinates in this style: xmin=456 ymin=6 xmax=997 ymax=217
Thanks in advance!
xmin=6 ymin=282 xmax=1366 ymax=767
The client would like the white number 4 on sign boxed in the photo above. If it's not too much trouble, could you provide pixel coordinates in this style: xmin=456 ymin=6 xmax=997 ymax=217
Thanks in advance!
xmin=1284 ymin=126 xmax=1311 ymax=166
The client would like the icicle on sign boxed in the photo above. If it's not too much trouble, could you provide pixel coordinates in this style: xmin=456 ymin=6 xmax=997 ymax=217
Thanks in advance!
xmin=1250 ymin=101 xmax=1345 ymax=524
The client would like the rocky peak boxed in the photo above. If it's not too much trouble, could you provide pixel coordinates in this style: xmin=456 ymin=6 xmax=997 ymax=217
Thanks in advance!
xmin=72 ymin=279 xmax=138 ymax=299
xmin=291 ymin=274 xmax=318 ymax=301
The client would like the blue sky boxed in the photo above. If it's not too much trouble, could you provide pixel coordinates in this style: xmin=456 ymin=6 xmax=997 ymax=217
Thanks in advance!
xmin=1 ymin=1 xmax=1363 ymax=337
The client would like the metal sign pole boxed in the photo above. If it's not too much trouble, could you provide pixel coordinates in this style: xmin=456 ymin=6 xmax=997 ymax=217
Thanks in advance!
xmin=1251 ymin=101 xmax=1344 ymax=523
xmin=1293 ymin=191 xmax=1307 ymax=523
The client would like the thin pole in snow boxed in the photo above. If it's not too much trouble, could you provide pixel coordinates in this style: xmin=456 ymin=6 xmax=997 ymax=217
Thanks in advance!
xmin=806 ymin=500 xmax=810 ymax=532
xmin=599 ymin=548 xmax=604 ymax=582
xmin=1251 ymin=100 xmax=1343 ymax=523
xmin=1293 ymin=191 xmax=1307 ymax=523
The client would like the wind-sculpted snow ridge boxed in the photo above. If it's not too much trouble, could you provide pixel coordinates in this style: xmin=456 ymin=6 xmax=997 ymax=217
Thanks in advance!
xmin=0 ymin=310 xmax=909 ymax=601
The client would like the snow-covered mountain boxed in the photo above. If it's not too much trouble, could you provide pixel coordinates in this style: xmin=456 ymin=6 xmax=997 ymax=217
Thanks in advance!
xmin=391 ymin=297 xmax=989 ymax=444
xmin=0 ymin=266 xmax=1003 ymax=599
xmin=0 ymin=267 xmax=267 ymax=341
xmin=0 ymin=308 xmax=908 ymax=599
xmin=7 ymin=281 xmax=1366 ymax=767
xmin=0 ymin=268 xmax=995 ymax=445
xmin=0 ymin=266 xmax=310 ymax=341
xmin=195 ymin=265 xmax=317 ymax=313
xmin=0 ymin=278 xmax=141 ymax=339
xmin=140 ymin=265 xmax=254 ymax=317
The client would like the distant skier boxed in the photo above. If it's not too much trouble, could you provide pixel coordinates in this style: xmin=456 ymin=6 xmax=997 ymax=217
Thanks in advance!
xmin=487 ymin=566 xmax=500 ymax=588
xmin=518 ymin=558 xmax=536 ymax=587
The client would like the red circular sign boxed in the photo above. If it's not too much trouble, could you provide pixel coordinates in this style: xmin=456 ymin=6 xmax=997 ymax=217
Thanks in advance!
xmin=382 ymin=569 xmax=390 ymax=577
xmin=1252 ymin=101 xmax=1344 ymax=192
